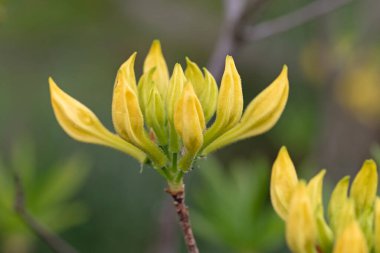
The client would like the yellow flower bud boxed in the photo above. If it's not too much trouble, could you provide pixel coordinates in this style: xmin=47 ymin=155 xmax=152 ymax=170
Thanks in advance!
xmin=118 ymin=52 xmax=138 ymax=93
xmin=112 ymin=53 xmax=138 ymax=141
xmin=328 ymin=176 xmax=351 ymax=234
xmin=286 ymin=181 xmax=317 ymax=253
xmin=375 ymin=198 xmax=380 ymax=253
xmin=167 ymin=64 xmax=186 ymax=153
xmin=143 ymin=40 xmax=169 ymax=98
xmin=174 ymin=82 xmax=205 ymax=171
xmin=350 ymin=160 xmax=378 ymax=249
xmin=203 ymin=56 xmax=243 ymax=147
xmin=307 ymin=170 xmax=326 ymax=213
xmin=333 ymin=221 xmax=368 ymax=253
xmin=351 ymin=160 xmax=378 ymax=214
xmin=112 ymin=70 xmax=167 ymax=168
xmin=307 ymin=170 xmax=333 ymax=252
xmin=145 ymin=85 xmax=167 ymax=145
xmin=137 ymin=67 xmax=156 ymax=116
xmin=270 ymin=147 xmax=298 ymax=220
xmin=167 ymin=64 xmax=186 ymax=123
xmin=202 ymin=65 xmax=289 ymax=155
xmin=185 ymin=58 xmax=218 ymax=122
xmin=49 ymin=78 xmax=147 ymax=163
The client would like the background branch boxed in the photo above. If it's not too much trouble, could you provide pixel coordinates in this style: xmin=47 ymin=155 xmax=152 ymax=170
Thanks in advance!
xmin=243 ymin=0 xmax=353 ymax=41
xmin=208 ymin=0 xmax=267 ymax=78
xmin=13 ymin=172 xmax=79 ymax=253
xmin=208 ymin=0 xmax=353 ymax=79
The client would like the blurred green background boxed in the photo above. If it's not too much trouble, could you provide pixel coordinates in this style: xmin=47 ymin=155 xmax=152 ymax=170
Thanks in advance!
xmin=1 ymin=0 xmax=379 ymax=252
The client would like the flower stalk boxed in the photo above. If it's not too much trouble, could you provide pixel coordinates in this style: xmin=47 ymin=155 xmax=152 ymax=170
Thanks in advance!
xmin=166 ymin=186 xmax=199 ymax=253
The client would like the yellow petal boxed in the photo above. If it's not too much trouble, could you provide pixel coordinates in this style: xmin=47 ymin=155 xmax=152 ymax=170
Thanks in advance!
xmin=203 ymin=56 xmax=243 ymax=147
xmin=307 ymin=170 xmax=333 ymax=252
xmin=350 ymin=160 xmax=378 ymax=214
xmin=185 ymin=58 xmax=218 ymax=122
xmin=49 ymin=78 xmax=147 ymax=163
xmin=202 ymin=68 xmax=218 ymax=122
xmin=202 ymin=65 xmax=289 ymax=155
xmin=112 ymin=53 xmax=138 ymax=141
xmin=167 ymin=64 xmax=186 ymax=152
xmin=174 ymin=82 xmax=205 ymax=171
xmin=375 ymin=198 xmax=380 ymax=253
xmin=270 ymin=147 xmax=298 ymax=220
xmin=307 ymin=170 xmax=326 ymax=213
xmin=113 ymin=71 xmax=167 ymax=168
xmin=167 ymin=63 xmax=186 ymax=123
xmin=143 ymin=40 xmax=169 ymax=98
xmin=145 ymin=85 xmax=167 ymax=145
xmin=333 ymin=221 xmax=368 ymax=253
xmin=137 ymin=67 xmax=156 ymax=116
xmin=124 ymin=86 xmax=167 ymax=168
xmin=286 ymin=181 xmax=317 ymax=253
xmin=328 ymin=176 xmax=351 ymax=234
xmin=118 ymin=52 xmax=138 ymax=93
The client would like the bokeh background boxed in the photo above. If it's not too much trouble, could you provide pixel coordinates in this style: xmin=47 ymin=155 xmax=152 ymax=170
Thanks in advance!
xmin=1 ymin=0 xmax=380 ymax=252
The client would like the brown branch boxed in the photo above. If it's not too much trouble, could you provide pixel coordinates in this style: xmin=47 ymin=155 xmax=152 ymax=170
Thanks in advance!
xmin=243 ymin=0 xmax=353 ymax=41
xmin=13 ymin=172 xmax=79 ymax=253
xmin=166 ymin=186 xmax=199 ymax=253
xmin=208 ymin=0 xmax=268 ymax=79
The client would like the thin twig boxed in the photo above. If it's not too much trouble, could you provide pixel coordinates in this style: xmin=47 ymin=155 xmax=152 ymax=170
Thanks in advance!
xmin=13 ymin=172 xmax=79 ymax=253
xmin=243 ymin=0 xmax=353 ymax=41
xmin=166 ymin=186 xmax=199 ymax=253
xmin=208 ymin=0 xmax=267 ymax=78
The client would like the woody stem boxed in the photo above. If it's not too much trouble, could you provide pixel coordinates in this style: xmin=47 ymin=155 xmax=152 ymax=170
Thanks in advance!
xmin=166 ymin=185 xmax=199 ymax=253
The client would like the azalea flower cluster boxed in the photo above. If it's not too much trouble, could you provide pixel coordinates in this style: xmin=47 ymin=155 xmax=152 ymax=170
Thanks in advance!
xmin=271 ymin=147 xmax=380 ymax=253
xmin=49 ymin=40 xmax=289 ymax=189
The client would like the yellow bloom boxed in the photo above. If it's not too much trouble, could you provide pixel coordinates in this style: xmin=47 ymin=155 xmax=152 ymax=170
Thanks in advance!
xmin=375 ymin=198 xmax=380 ymax=253
xmin=271 ymin=146 xmax=380 ymax=253
xmin=49 ymin=78 xmax=146 ymax=163
xmin=286 ymin=182 xmax=317 ymax=253
xmin=333 ymin=221 xmax=368 ymax=253
xmin=351 ymin=160 xmax=378 ymax=214
xmin=270 ymin=146 xmax=298 ymax=220
xmin=328 ymin=176 xmax=351 ymax=234
xmin=50 ymin=40 xmax=289 ymax=185
xmin=174 ymin=82 xmax=205 ymax=171
xmin=202 ymin=65 xmax=289 ymax=155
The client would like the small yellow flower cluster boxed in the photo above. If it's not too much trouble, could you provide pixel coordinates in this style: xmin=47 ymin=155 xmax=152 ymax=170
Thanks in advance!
xmin=49 ymin=40 xmax=289 ymax=187
xmin=271 ymin=147 xmax=380 ymax=253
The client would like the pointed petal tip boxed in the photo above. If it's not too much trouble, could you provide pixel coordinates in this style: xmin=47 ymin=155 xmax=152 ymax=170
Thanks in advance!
xmin=48 ymin=77 xmax=60 ymax=93
xmin=225 ymin=55 xmax=234 ymax=63
xmin=364 ymin=159 xmax=376 ymax=167
xmin=279 ymin=146 xmax=289 ymax=156
xmin=130 ymin=51 xmax=137 ymax=59
xmin=121 ymin=52 xmax=137 ymax=67
xmin=280 ymin=65 xmax=289 ymax=78
xmin=48 ymin=76 xmax=55 ymax=86
xmin=150 ymin=40 xmax=162 ymax=51
xmin=319 ymin=169 xmax=327 ymax=176
xmin=185 ymin=56 xmax=192 ymax=63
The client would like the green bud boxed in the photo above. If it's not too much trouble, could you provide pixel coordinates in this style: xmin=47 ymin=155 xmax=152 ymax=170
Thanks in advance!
xmin=145 ymin=85 xmax=167 ymax=145
xmin=185 ymin=58 xmax=218 ymax=122
xmin=137 ymin=68 xmax=156 ymax=117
